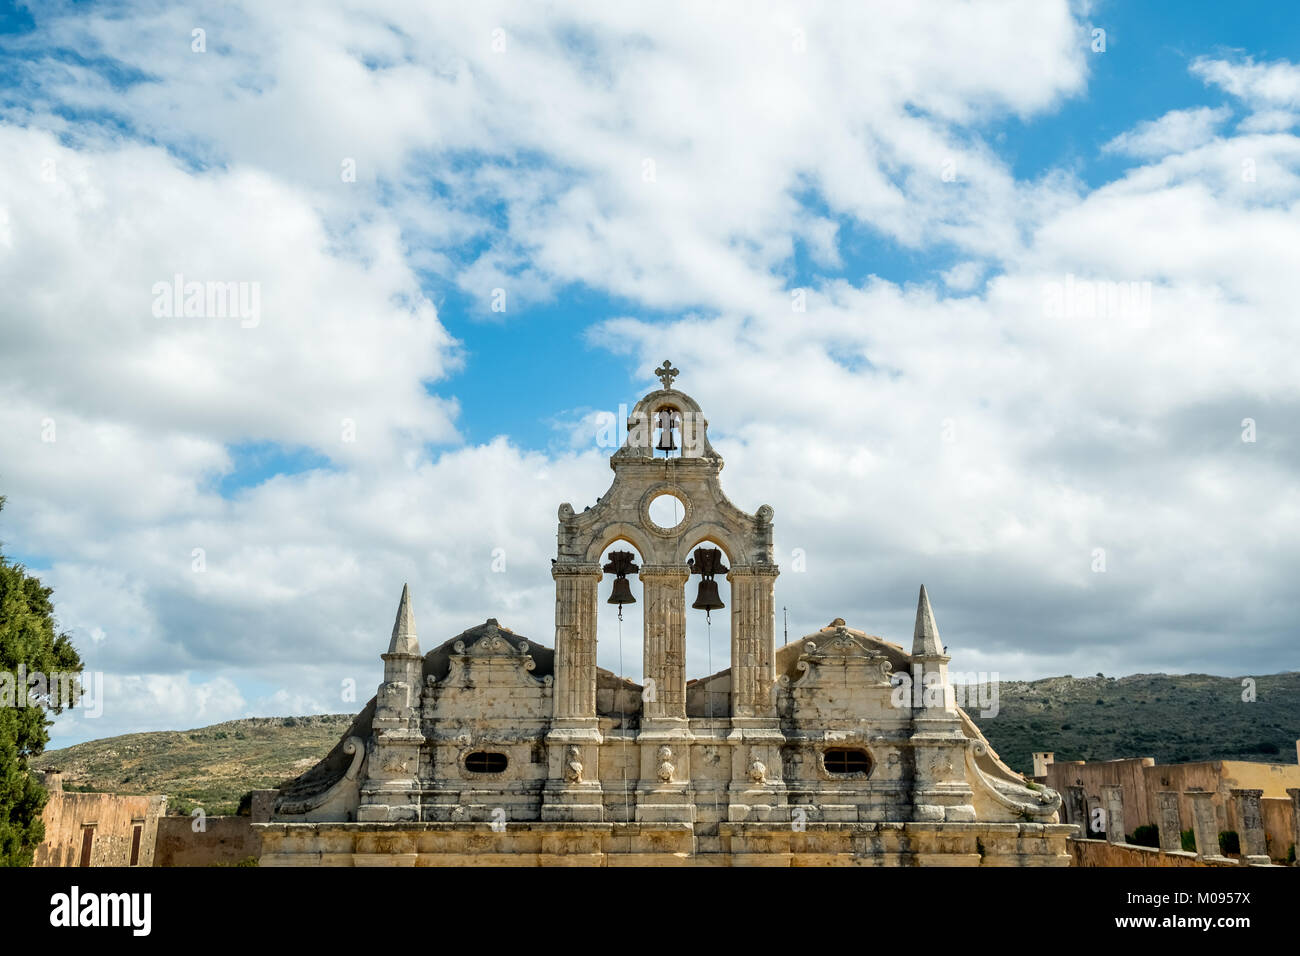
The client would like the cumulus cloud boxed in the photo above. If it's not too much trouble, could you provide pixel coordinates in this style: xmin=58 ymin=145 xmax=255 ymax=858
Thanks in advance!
xmin=1102 ymin=106 xmax=1230 ymax=158
xmin=0 ymin=2 xmax=1296 ymax=748
xmin=1192 ymin=55 xmax=1300 ymax=110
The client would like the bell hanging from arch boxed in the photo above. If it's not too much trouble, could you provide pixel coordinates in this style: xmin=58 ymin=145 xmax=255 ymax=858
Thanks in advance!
xmin=655 ymin=408 xmax=678 ymax=453
xmin=691 ymin=578 xmax=723 ymax=613
xmin=688 ymin=547 xmax=728 ymax=616
xmin=608 ymin=576 xmax=635 ymax=606
xmin=603 ymin=550 xmax=639 ymax=606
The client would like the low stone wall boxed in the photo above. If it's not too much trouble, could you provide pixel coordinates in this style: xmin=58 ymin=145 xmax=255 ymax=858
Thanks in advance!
xmin=1069 ymin=838 xmax=1238 ymax=867
xmin=255 ymin=820 xmax=1075 ymax=866
xmin=155 ymin=815 xmax=261 ymax=867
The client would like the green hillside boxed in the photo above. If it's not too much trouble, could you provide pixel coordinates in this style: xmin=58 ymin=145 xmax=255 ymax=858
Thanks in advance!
xmin=960 ymin=671 xmax=1300 ymax=774
xmin=31 ymin=714 xmax=354 ymax=814
xmin=30 ymin=671 xmax=1300 ymax=807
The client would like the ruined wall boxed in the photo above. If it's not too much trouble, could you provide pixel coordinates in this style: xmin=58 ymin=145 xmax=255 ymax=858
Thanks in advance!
xmin=34 ymin=787 xmax=166 ymax=867
xmin=1260 ymin=797 xmax=1294 ymax=862
xmin=1044 ymin=757 xmax=1156 ymax=835
xmin=154 ymin=815 xmax=261 ymax=867
xmin=1046 ymin=757 xmax=1300 ymax=847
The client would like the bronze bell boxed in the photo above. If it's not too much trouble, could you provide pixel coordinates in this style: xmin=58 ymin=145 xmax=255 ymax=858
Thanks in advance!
xmin=655 ymin=408 xmax=678 ymax=452
xmin=603 ymin=550 xmax=639 ymax=606
xmin=688 ymin=547 xmax=728 ymax=615
xmin=691 ymin=578 xmax=724 ymax=612
xmin=608 ymin=576 xmax=636 ymax=606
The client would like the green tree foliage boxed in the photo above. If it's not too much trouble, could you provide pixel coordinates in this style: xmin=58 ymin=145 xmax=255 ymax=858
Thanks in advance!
xmin=0 ymin=497 xmax=84 ymax=866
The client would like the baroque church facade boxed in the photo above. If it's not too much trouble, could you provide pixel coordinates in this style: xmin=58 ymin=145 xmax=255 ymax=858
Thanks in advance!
xmin=256 ymin=364 xmax=1072 ymax=865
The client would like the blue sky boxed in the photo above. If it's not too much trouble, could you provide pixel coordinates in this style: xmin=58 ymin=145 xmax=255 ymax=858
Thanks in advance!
xmin=1 ymin=0 xmax=1298 ymax=745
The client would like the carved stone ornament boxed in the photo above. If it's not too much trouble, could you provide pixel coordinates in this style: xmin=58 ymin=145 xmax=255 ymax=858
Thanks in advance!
xmin=564 ymin=745 xmax=583 ymax=784
xmin=656 ymin=745 xmax=675 ymax=783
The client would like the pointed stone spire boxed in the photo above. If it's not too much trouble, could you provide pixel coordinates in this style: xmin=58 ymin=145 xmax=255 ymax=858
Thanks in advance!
xmin=911 ymin=584 xmax=944 ymax=658
xmin=387 ymin=583 xmax=420 ymax=655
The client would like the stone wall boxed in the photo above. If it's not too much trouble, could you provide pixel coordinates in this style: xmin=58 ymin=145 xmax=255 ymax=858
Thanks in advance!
xmin=154 ymin=815 xmax=261 ymax=867
xmin=33 ymin=781 xmax=166 ymax=867
xmin=256 ymin=819 xmax=1074 ymax=866
xmin=1068 ymin=838 xmax=1235 ymax=868
xmin=1260 ymin=797 xmax=1294 ymax=862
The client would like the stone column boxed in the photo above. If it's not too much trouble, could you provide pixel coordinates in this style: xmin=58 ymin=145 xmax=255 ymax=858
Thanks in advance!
xmin=1188 ymin=790 xmax=1226 ymax=861
xmin=727 ymin=565 xmax=779 ymax=718
xmin=634 ymin=566 xmax=694 ymax=823
xmin=1231 ymin=788 xmax=1270 ymax=863
xmin=1156 ymin=791 xmax=1182 ymax=852
xmin=1102 ymin=785 xmax=1125 ymax=844
xmin=551 ymin=563 xmax=602 ymax=721
xmin=639 ymin=566 xmax=689 ymax=723
xmin=542 ymin=563 xmax=604 ymax=823
xmin=1287 ymin=789 xmax=1300 ymax=867
xmin=1065 ymin=785 xmax=1088 ymax=838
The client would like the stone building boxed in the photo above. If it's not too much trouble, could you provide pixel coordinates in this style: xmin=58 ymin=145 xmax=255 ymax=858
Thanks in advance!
xmin=257 ymin=364 xmax=1072 ymax=865
xmin=33 ymin=771 xmax=166 ymax=867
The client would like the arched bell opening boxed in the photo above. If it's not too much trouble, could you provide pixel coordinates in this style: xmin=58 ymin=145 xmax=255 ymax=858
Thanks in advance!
xmin=684 ymin=537 xmax=732 ymax=720
xmin=595 ymin=539 xmax=646 ymax=691
xmin=652 ymin=404 xmax=683 ymax=458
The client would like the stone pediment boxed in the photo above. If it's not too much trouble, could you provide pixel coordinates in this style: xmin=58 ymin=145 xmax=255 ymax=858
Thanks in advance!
xmin=789 ymin=625 xmax=895 ymax=690
xmin=433 ymin=618 xmax=552 ymax=692
xmin=451 ymin=619 xmax=533 ymax=660
xmin=805 ymin=626 xmax=874 ymax=657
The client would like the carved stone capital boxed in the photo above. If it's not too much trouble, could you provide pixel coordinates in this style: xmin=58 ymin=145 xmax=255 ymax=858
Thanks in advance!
xmin=639 ymin=565 xmax=690 ymax=585
xmin=552 ymin=562 xmax=603 ymax=579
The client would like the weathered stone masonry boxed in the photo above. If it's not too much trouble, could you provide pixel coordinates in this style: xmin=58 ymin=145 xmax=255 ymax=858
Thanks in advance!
xmin=257 ymin=366 xmax=1072 ymax=865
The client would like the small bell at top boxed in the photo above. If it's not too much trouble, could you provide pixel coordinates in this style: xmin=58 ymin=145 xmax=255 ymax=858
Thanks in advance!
xmin=655 ymin=408 xmax=678 ymax=453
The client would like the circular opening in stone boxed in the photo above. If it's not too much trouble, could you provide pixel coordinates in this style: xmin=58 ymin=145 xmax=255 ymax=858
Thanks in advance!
xmin=647 ymin=492 xmax=686 ymax=532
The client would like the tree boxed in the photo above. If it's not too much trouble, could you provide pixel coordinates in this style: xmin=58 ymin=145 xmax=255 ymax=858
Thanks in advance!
xmin=0 ymin=497 xmax=83 ymax=866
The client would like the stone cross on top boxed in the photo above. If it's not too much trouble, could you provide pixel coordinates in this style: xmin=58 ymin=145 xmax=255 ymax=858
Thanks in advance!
xmin=655 ymin=359 xmax=680 ymax=390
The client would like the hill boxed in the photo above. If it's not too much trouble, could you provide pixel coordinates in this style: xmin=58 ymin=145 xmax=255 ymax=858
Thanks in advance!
xmin=30 ymin=671 xmax=1300 ymax=807
xmin=31 ymin=714 xmax=354 ymax=814
xmin=959 ymin=671 xmax=1300 ymax=774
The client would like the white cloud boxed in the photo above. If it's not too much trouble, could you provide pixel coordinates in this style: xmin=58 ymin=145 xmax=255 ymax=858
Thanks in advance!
xmin=1 ymin=3 xmax=1297 ymax=749
xmin=1192 ymin=56 xmax=1300 ymax=109
xmin=1102 ymin=106 xmax=1230 ymax=158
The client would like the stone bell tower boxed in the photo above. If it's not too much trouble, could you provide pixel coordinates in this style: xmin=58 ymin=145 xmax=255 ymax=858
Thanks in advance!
xmin=542 ymin=361 xmax=782 ymax=823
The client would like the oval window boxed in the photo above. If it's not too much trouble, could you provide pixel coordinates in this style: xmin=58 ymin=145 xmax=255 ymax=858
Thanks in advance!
xmin=823 ymin=748 xmax=871 ymax=775
xmin=465 ymin=751 xmax=508 ymax=774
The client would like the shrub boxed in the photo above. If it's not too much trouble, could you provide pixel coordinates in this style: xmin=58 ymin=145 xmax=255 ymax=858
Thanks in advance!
xmin=1180 ymin=829 xmax=1196 ymax=852
xmin=1130 ymin=824 xmax=1160 ymax=848
xmin=1218 ymin=830 xmax=1240 ymax=855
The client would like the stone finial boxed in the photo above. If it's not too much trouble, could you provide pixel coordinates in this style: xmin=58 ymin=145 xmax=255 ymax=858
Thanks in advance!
xmin=911 ymin=585 xmax=943 ymax=658
xmin=388 ymin=583 xmax=420 ymax=656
